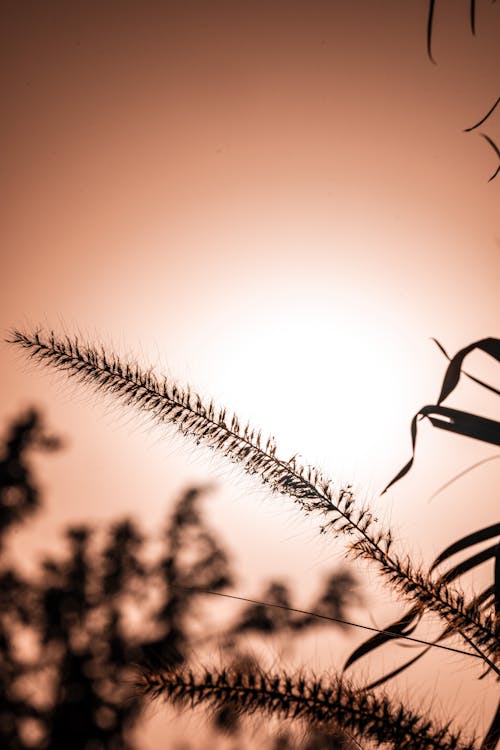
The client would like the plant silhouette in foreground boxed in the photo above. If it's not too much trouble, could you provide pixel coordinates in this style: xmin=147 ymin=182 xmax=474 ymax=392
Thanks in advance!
xmin=8 ymin=329 xmax=500 ymax=749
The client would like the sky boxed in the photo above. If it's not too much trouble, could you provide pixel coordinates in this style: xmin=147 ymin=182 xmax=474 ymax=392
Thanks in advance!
xmin=1 ymin=1 xmax=499 ymax=746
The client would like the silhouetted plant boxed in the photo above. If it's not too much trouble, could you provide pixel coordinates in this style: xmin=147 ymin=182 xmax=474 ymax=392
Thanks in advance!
xmin=425 ymin=1 xmax=500 ymax=182
xmin=7 ymin=330 xmax=499 ymax=748
xmin=344 ymin=338 xmax=500 ymax=689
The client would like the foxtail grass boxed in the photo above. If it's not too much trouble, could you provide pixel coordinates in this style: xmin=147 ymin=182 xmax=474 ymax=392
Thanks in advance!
xmin=136 ymin=664 xmax=477 ymax=750
xmin=8 ymin=328 xmax=499 ymax=676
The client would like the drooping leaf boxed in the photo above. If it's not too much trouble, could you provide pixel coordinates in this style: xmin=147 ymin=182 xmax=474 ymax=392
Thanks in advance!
xmin=383 ymin=337 xmax=500 ymax=494
xmin=343 ymin=510 xmax=498 ymax=684
xmin=425 ymin=405 xmax=500 ymax=445
xmin=432 ymin=338 xmax=499 ymax=396
xmin=362 ymin=646 xmax=432 ymax=691
xmin=366 ymin=583 xmax=495 ymax=689
xmin=382 ymin=405 xmax=500 ymax=494
xmin=343 ymin=605 xmax=422 ymax=671
xmin=480 ymin=134 xmax=500 ymax=183
xmin=470 ymin=0 xmax=476 ymax=34
xmin=437 ymin=337 xmax=500 ymax=405
xmin=426 ymin=0 xmax=437 ymax=63
xmin=345 ymin=582 xmax=494 ymax=689
xmin=430 ymin=524 xmax=500 ymax=571
xmin=439 ymin=544 xmax=498 ymax=583
xmin=381 ymin=412 xmax=420 ymax=494
xmin=463 ymin=97 xmax=500 ymax=132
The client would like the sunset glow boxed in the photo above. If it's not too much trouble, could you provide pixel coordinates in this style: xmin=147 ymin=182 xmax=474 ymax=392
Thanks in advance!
xmin=1 ymin=2 xmax=499 ymax=748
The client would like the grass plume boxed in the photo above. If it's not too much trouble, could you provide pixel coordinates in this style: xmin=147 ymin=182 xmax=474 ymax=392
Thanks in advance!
xmin=136 ymin=664 xmax=477 ymax=750
xmin=8 ymin=327 xmax=499 ymax=676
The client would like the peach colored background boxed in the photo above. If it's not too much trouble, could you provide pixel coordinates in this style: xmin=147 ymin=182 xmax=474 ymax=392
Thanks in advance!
xmin=1 ymin=1 xmax=499 ymax=746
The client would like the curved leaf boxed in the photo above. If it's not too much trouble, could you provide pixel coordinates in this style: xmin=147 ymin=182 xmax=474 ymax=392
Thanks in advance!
xmin=382 ymin=405 xmax=500 ymax=494
xmin=426 ymin=0 xmax=437 ymax=63
xmin=432 ymin=338 xmax=499 ymax=396
xmin=480 ymin=134 xmax=500 ymax=183
xmin=463 ymin=97 xmax=500 ymax=132
xmin=437 ymin=337 xmax=500 ymax=405
xmin=430 ymin=524 xmax=500 ymax=571
xmin=343 ymin=605 xmax=422 ymax=671
xmin=381 ymin=412 xmax=420 ymax=494
xmin=348 ymin=584 xmax=494 ymax=689
xmin=439 ymin=544 xmax=498 ymax=583
xmin=425 ymin=405 xmax=500 ymax=445
xmin=363 ymin=646 xmax=431 ymax=691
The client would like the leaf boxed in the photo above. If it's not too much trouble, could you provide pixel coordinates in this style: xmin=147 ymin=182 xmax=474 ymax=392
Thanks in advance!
xmin=425 ymin=406 xmax=500 ymax=445
xmin=437 ymin=337 xmax=500 ymax=405
xmin=432 ymin=338 xmax=500 ymax=396
xmin=426 ymin=0 xmax=437 ymax=64
xmin=362 ymin=646 xmax=431 ymax=691
xmin=381 ymin=412 xmax=420 ymax=494
xmin=439 ymin=545 xmax=498 ymax=583
xmin=383 ymin=337 xmax=500 ymax=494
xmin=463 ymin=97 xmax=500 ymax=132
xmin=470 ymin=0 xmax=476 ymax=34
xmin=371 ymin=596 xmax=489 ymax=689
xmin=430 ymin=524 xmax=500 ymax=571
xmin=343 ymin=605 xmax=422 ymax=671
xmin=382 ymin=405 xmax=500 ymax=494
xmin=480 ymin=134 xmax=500 ymax=183
xmin=343 ymin=521 xmax=497 ymax=683
xmin=347 ymin=584 xmax=494 ymax=689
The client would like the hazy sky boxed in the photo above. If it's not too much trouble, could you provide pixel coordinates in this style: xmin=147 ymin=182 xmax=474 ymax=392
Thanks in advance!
xmin=1 ymin=1 xmax=499 ymax=745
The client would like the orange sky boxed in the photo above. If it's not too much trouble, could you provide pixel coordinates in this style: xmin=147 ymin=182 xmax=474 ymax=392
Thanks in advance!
xmin=1 ymin=1 xmax=499 ymax=746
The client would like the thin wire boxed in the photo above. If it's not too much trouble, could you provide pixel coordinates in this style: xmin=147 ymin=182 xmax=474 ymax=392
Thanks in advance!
xmin=174 ymin=585 xmax=483 ymax=660
xmin=428 ymin=454 xmax=500 ymax=503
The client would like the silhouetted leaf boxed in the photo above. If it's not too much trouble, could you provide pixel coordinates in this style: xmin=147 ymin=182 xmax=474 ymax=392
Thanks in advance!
xmin=384 ymin=338 xmax=500 ymax=493
xmin=343 ymin=605 xmax=421 ymax=671
xmin=480 ymin=133 xmax=500 ymax=183
xmin=430 ymin=524 xmax=500 ymax=571
xmin=426 ymin=0 xmax=437 ymax=63
xmin=383 ymin=405 xmax=500 ymax=494
xmin=344 ymin=540 xmax=497 ymax=683
xmin=425 ymin=406 xmax=500 ymax=445
xmin=439 ymin=544 xmax=497 ymax=583
xmin=432 ymin=338 xmax=500 ymax=396
xmin=381 ymin=412 xmax=420 ymax=494
xmin=363 ymin=645 xmax=431 ymax=691
xmin=464 ymin=97 xmax=500 ymax=132
xmin=348 ymin=579 xmax=495 ymax=690
xmin=437 ymin=337 xmax=500 ymax=405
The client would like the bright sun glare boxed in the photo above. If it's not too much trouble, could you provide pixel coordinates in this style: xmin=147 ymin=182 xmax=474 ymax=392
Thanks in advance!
xmin=195 ymin=289 xmax=418 ymax=492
